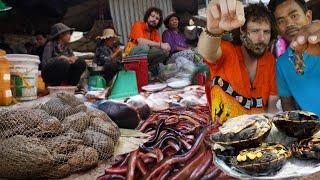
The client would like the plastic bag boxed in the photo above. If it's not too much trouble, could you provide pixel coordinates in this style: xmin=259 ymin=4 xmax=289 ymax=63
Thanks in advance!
xmin=159 ymin=63 xmax=178 ymax=80
xmin=160 ymin=56 xmax=197 ymax=81
xmin=176 ymin=56 xmax=196 ymax=74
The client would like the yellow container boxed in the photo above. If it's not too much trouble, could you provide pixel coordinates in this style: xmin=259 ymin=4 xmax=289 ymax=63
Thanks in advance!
xmin=37 ymin=72 xmax=46 ymax=92
xmin=0 ymin=88 xmax=12 ymax=105
xmin=0 ymin=50 xmax=12 ymax=105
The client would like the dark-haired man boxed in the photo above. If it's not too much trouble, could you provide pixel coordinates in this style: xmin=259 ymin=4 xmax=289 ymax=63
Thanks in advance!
xmin=268 ymin=0 xmax=320 ymax=115
xmin=32 ymin=32 xmax=48 ymax=69
xmin=198 ymin=1 xmax=278 ymax=124
xmin=126 ymin=7 xmax=171 ymax=75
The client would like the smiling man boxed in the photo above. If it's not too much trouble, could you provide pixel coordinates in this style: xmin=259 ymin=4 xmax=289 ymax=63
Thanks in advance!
xmin=198 ymin=1 xmax=279 ymax=124
xmin=268 ymin=0 xmax=320 ymax=115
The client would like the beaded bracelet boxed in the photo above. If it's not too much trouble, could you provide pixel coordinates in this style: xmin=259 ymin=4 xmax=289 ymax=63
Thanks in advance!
xmin=204 ymin=28 xmax=226 ymax=38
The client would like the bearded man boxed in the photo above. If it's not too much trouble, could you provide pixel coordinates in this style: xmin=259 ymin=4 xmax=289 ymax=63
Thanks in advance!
xmin=198 ymin=1 xmax=279 ymax=124
xmin=126 ymin=7 xmax=171 ymax=76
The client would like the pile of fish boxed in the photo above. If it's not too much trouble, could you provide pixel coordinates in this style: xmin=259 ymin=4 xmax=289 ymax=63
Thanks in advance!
xmin=141 ymin=85 xmax=207 ymax=111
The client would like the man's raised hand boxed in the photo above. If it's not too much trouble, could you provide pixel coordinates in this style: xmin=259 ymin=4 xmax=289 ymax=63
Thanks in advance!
xmin=207 ymin=0 xmax=245 ymax=34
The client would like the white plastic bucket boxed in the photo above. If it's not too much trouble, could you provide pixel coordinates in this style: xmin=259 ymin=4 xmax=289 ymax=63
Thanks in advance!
xmin=6 ymin=54 xmax=40 ymax=101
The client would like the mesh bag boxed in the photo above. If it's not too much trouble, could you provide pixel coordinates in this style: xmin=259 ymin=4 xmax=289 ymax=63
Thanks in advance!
xmin=0 ymin=93 xmax=120 ymax=179
xmin=40 ymin=93 xmax=87 ymax=121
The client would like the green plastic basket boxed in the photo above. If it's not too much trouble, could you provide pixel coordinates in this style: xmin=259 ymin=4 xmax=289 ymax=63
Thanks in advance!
xmin=108 ymin=70 xmax=139 ymax=100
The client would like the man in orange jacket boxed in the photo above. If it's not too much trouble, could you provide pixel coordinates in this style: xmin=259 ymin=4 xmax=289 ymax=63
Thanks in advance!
xmin=198 ymin=1 xmax=279 ymax=124
xmin=127 ymin=7 xmax=171 ymax=76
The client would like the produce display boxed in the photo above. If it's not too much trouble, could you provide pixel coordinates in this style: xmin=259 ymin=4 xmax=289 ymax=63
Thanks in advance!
xmin=272 ymin=111 xmax=320 ymax=138
xmin=98 ymin=106 xmax=223 ymax=180
xmin=0 ymin=93 xmax=120 ymax=179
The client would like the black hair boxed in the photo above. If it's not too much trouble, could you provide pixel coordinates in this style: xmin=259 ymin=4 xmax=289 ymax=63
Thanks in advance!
xmin=143 ymin=7 xmax=163 ymax=29
xmin=96 ymin=39 xmax=105 ymax=49
xmin=232 ymin=3 xmax=277 ymax=45
xmin=164 ymin=13 xmax=180 ymax=29
xmin=24 ymin=42 xmax=34 ymax=49
xmin=35 ymin=31 xmax=48 ymax=38
xmin=268 ymin=0 xmax=307 ymax=15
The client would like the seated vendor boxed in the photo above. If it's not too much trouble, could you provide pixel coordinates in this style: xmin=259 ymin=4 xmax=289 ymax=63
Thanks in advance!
xmin=125 ymin=7 xmax=171 ymax=76
xmin=42 ymin=23 xmax=86 ymax=86
xmin=94 ymin=28 xmax=122 ymax=84
xmin=162 ymin=13 xmax=189 ymax=54
xmin=198 ymin=1 xmax=279 ymax=125
xmin=162 ymin=13 xmax=199 ymax=64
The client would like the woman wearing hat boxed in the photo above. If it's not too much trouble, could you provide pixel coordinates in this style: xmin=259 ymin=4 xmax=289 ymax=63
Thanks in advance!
xmin=162 ymin=13 xmax=188 ymax=54
xmin=94 ymin=28 xmax=122 ymax=84
xmin=162 ymin=13 xmax=200 ymax=64
xmin=42 ymin=23 xmax=86 ymax=86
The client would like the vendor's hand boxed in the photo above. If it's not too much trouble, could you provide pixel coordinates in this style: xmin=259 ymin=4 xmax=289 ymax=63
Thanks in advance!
xmin=161 ymin=43 xmax=171 ymax=52
xmin=68 ymin=56 xmax=78 ymax=64
xmin=114 ymin=48 xmax=122 ymax=57
xmin=207 ymin=0 xmax=245 ymax=34
xmin=112 ymin=49 xmax=122 ymax=60
xmin=58 ymin=55 xmax=70 ymax=62
xmin=290 ymin=21 xmax=320 ymax=52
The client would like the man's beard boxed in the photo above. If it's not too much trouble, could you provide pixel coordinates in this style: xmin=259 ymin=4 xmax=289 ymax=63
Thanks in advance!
xmin=241 ymin=33 xmax=268 ymax=58
xmin=147 ymin=21 xmax=158 ymax=29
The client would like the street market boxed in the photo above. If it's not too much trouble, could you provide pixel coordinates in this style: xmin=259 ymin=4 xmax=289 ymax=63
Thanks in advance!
xmin=1 ymin=0 xmax=320 ymax=179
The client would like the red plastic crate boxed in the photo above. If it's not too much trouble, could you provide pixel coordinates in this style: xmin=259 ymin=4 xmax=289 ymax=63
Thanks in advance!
xmin=123 ymin=56 xmax=149 ymax=92
xmin=194 ymin=72 xmax=206 ymax=86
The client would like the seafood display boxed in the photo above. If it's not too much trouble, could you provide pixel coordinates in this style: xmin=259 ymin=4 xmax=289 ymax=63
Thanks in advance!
xmin=231 ymin=144 xmax=291 ymax=176
xmin=212 ymin=110 xmax=320 ymax=178
xmin=3 ymin=88 xmax=320 ymax=179
xmin=141 ymin=85 xmax=207 ymax=111
xmin=292 ymin=138 xmax=320 ymax=160
xmin=98 ymin=101 xmax=142 ymax=129
xmin=98 ymin=106 xmax=223 ymax=180
xmin=211 ymin=114 xmax=272 ymax=149
xmin=273 ymin=111 xmax=320 ymax=139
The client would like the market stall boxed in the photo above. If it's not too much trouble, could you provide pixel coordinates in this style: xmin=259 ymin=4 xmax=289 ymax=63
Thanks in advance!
xmin=1 ymin=52 xmax=320 ymax=180
xmin=3 ymin=87 xmax=320 ymax=179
